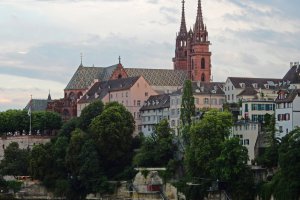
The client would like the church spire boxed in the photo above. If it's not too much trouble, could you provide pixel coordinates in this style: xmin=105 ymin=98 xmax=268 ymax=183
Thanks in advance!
xmin=179 ymin=0 xmax=187 ymax=35
xmin=194 ymin=0 xmax=205 ymax=31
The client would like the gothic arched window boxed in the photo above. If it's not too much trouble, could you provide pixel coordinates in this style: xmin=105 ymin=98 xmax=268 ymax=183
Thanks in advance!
xmin=201 ymin=73 xmax=205 ymax=82
xmin=201 ymin=58 xmax=205 ymax=69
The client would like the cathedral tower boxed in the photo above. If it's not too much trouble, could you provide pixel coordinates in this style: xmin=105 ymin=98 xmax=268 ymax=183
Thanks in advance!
xmin=173 ymin=0 xmax=188 ymax=71
xmin=173 ymin=0 xmax=212 ymax=82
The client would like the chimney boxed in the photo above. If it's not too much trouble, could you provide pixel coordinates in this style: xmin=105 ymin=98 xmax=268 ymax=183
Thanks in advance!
xmin=290 ymin=62 xmax=294 ymax=68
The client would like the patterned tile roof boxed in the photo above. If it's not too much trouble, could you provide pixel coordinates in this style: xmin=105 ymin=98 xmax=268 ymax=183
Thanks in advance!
xmin=65 ymin=65 xmax=188 ymax=90
xmin=78 ymin=76 xmax=140 ymax=104
xmin=125 ymin=68 xmax=188 ymax=86
xmin=65 ymin=64 xmax=118 ymax=90
xmin=140 ymin=94 xmax=170 ymax=111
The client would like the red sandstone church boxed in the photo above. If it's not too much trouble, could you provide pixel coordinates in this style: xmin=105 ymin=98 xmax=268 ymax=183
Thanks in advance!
xmin=47 ymin=0 xmax=212 ymax=120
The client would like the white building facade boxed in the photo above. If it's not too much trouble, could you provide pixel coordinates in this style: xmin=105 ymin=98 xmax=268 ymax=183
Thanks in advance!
xmin=140 ymin=94 xmax=170 ymax=136
xmin=224 ymin=77 xmax=281 ymax=103
xmin=241 ymin=100 xmax=275 ymax=123
xmin=275 ymin=89 xmax=300 ymax=138
xmin=231 ymin=122 xmax=261 ymax=164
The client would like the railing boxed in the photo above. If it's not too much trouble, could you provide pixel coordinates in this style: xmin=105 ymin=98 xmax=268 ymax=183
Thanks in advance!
xmin=159 ymin=188 xmax=168 ymax=200
xmin=223 ymin=190 xmax=232 ymax=200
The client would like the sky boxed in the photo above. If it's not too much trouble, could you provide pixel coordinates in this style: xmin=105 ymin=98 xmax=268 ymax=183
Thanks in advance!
xmin=0 ymin=0 xmax=299 ymax=111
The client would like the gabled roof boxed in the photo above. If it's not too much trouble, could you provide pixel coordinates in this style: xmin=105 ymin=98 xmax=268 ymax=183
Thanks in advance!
xmin=65 ymin=65 xmax=188 ymax=91
xmin=65 ymin=64 xmax=119 ymax=90
xmin=227 ymin=77 xmax=282 ymax=89
xmin=125 ymin=68 xmax=188 ymax=86
xmin=275 ymin=89 xmax=300 ymax=103
xmin=24 ymin=99 xmax=50 ymax=112
xmin=78 ymin=76 xmax=140 ymax=104
xmin=171 ymin=82 xmax=225 ymax=96
xmin=237 ymin=87 xmax=258 ymax=96
xmin=282 ymin=65 xmax=300 ymax=84
xmin=140 ymin=94 xmax=170 ymax=111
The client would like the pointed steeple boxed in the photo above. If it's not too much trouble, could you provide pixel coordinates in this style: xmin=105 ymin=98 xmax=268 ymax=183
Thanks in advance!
xmin=179 ymin=0 xmax=187 ymax=35
xmin=194 ymin=0 xmax=205 ymax=31
xmin=47 ymin=90 xmax=52 ymax=101
xmin=79 ymin=52 xmax=83 ymax=67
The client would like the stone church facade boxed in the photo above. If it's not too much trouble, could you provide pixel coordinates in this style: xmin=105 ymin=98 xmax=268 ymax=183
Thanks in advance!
xmin=47 ymin=0 xmax=213 ymax=120
xmin=173 ymin=0 xmax=212 ymax=82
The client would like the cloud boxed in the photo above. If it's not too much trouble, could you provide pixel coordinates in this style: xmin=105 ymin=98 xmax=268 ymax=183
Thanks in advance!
xmin=0 ymin=0 xmax=300 ymax=111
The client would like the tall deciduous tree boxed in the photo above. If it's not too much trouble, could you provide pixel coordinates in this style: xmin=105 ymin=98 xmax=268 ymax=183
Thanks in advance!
xmin=90 ymin=102 xmax=134 ymax=178
xmin=78 ymin=100 xmax=104 ymax=130
xmin=213 ymin=138 xmax=254 ymax=200
xmin=270 ymin=128 xmax=300 ymax=199
xmin=184 ymin=110 xmax=240 ymax=199
xmin=180 ymin=80 xmax=195 ymax=126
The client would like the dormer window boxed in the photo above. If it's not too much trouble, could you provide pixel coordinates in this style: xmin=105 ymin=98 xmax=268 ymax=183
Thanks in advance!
xmin=240 ymin=83 xmax=245 ymax=88
xmin=252 ymin=83 xmax=258 ymax=89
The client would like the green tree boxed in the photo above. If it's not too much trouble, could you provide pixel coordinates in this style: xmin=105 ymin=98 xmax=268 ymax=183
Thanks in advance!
xmin=180 ymin=80 xmax=195 ymax=127
xmin=78 ymin=100 xmax=104 ymax=130
xmin=29 ymin=144 xmax=48 ymax=179
xmin=184 ymin=110 xmax=233 ymax=199
xmin=0 ymin=142 xmax=30 ymax=176
xmin=58 ymin=117 xmax=79 ymax=139
xmin=272 ymin=128 xmax=300 ymax=199
xmin=256 ymin=114 xmax=279 ymax=168
xmin=65 ymin=129 xmax=87 ymax=200
xmin=213 ymin=138 xmax=254 ymax=200
xmin=90 ymin=102 xmax=134 ymax=178
xmin=134 ymin=119 xmax=177 ymax=169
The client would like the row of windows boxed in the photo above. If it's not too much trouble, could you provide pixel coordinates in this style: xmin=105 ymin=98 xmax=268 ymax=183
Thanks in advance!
xmin=278 ymin=126 xmax=289 ymax=134
xmin=140 ymin=109 xmax=164 ymax=114
xmin=234 ymin=124 xmax=257 ymax=131
xmin=195 ymin=98 xmax=224 ymax=105
xmin=171 ymin=119 xmax=181 ymax=127
xmin=141 ymin=115 xmax=169 ymax=122
xmin=233 ymin=135 xmax=250 ymax=145
xmin=250 ymin=104 xmax=274 ymax=111
xmin=276 ymin=103 xmax=292 ymax=109
xmin=277 ymin=114 xmax=290 ymax=121
xmin=171 ymin=109 xmax=181 ymax=116
xmin=224 ymin=85 xmax=234 ymax=91
xmin=251 ymin=115 xmax=265 ymax=122
xmin=171 ymin=98 xmax=181 ymax=106
xmin=110 ymin=92 xmax=129 ymax=98
xmin=227 ymin=94 xmax=235 ymax=101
